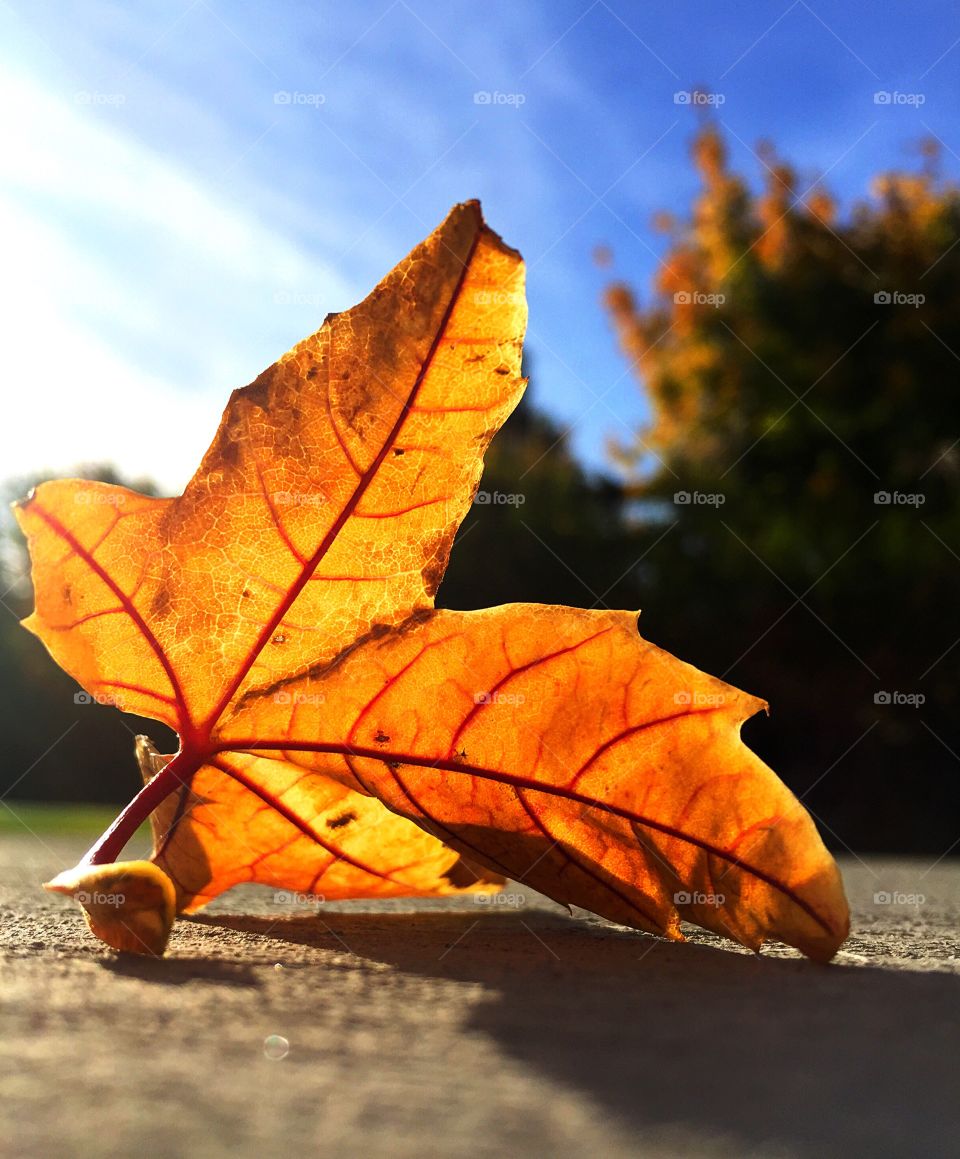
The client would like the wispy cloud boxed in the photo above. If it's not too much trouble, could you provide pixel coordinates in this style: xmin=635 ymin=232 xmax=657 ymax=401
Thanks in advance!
xmin=1 ymin=0 xmax=956 ymax=493
xmin=0 ymin=68 xmax=354 ymax=491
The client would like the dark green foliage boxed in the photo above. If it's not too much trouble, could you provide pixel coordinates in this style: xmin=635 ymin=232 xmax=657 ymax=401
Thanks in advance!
xmin=603 ymin=127 xmax=960 ymax=853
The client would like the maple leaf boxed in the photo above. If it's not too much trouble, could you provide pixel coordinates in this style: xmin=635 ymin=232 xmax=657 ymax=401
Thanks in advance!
xmin=16 ymin=201 xmax=849 ymax=961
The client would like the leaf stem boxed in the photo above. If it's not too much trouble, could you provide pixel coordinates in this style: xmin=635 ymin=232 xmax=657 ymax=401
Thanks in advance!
xmin=81 ymin=751 xmax=200 ymax=866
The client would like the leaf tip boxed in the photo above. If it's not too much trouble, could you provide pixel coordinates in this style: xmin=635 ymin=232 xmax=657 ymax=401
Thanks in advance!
xmin=445 ymin=198 xmax=524 ymax=265
xmin=10 ymin=487 xmax=35 ymax=512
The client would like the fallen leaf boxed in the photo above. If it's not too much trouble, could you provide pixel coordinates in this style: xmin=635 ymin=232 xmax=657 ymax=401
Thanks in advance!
xmin=16 ymin=201 xmax=849 ymax=961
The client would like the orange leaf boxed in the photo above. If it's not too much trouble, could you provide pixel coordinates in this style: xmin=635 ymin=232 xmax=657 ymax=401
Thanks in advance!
xmin=215 ymin=607 xmax=848 ymax=961
xmin=134 ymin=736 xmax=498 ymax=913
xmin=16 ymin=201 xmax=849 ymax=960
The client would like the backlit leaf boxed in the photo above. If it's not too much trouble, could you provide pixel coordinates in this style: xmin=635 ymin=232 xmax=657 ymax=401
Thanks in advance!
xmin=16 ymin=202 xmax=848 ymax=961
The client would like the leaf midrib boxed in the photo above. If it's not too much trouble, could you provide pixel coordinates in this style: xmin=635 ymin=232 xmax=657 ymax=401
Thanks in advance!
xmin=197 ymin=218 xmax=486 ymax=734
xmin=30 ymin=213 xmax=486 ymax=746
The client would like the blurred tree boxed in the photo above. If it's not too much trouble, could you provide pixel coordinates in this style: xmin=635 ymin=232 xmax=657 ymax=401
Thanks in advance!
xmin=602 ymin=124 xmax=960 ymax=853
xmin=0 ymin=467 xmax=177 ymax=807
xmin=439 ymin=360 xmax=641 ymax=611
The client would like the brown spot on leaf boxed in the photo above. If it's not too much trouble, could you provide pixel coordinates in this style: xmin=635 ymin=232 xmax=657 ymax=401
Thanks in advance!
xmin=151 ymin=586 xmax=172 ymax=619
xmin=239 ymin=375 xmax=271 ymax=411
xmin=219 ymin=438 xmax=240 ymax=468
xmin=326 ymin=811 xmax=356 ymax=830
xmin=422 ymin=554 xmax=447 ymax=599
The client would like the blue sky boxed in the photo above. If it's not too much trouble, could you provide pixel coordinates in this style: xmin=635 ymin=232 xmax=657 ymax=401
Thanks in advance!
xmin=2 ymin=0 xmax=958 ymax=491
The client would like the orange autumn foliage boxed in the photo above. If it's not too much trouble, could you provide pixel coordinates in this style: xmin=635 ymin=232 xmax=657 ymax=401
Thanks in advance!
xmin=19 ymin=202 xmax=848 ymax=961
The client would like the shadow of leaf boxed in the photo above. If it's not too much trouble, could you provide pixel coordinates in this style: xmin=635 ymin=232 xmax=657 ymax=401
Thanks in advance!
xmin=194 ymin=906 xmax=959 ymax=1157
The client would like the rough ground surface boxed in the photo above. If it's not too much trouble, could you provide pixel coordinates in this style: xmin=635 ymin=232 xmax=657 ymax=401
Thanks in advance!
xmin=1 ymin=831 xmax=957 ymax=1159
